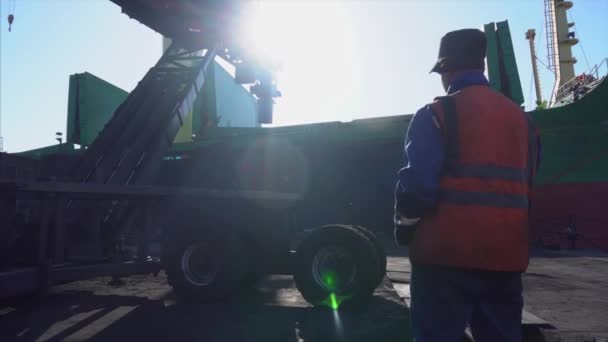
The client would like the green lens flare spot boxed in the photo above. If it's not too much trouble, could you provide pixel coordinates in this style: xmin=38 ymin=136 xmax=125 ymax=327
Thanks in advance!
xmin=322 ymin=272 xmax=337 ymax=290
xmin=321 ymin=292 xmax=350 ymax=310
xmin=330 ymin=293 xmax=339 ymax=310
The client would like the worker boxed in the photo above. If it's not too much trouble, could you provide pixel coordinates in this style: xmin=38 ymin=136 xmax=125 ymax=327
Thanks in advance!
xmin=394 ymin=28 xmax=541 ymax=341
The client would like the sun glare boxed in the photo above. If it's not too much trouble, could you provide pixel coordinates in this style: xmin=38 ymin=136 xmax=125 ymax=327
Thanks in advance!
xmin=242 ymin=1 xmax=359 ymax=125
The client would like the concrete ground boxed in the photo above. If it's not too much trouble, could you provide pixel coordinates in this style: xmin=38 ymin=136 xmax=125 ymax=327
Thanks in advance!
xmin=385 ymin=243 xmax=608 ymax=342
xmin=524 ymin=249 xmax=608 ymax=342
xmin=0 ymin=274 xmax=411 ymax=342
xmin=1 ymin=244 xmax=607 ymax=342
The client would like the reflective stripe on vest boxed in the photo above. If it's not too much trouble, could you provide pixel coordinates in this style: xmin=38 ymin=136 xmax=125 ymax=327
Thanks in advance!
xmin=444 ymin=164 xmax=528 ymax=182
xmin=436 ymin=95 xmax=532 ymax=209
xmin=440 ymin=190 xmax=529 ymax=209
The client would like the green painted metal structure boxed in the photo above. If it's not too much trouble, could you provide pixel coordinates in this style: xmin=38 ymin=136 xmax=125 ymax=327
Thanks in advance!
xmin=67 ymin=72 xmax=129 ymax=146
xmin=204 ymin=63 xmax=259 ymax=129
xmin=484 ymin=20 xmax=525 ymax=105
xmin=497 ymin=21 xmax=525 ymax=105
xmin=484 ymin=22 xmax=502 ymax=92
xmin=19 ymin=74 xmax=608 ymax=188
xmin=531 ymin=77 xmax=608 ymax=185
xmin=61 ymin=64 xmax=257 ymax=148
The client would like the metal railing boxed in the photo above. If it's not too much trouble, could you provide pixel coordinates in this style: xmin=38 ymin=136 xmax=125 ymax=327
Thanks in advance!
xmin=552 ymin=57 xmax=608 ymax=105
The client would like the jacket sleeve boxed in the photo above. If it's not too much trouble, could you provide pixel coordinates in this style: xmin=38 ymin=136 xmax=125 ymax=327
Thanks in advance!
xmin=395 ymin=105 xmax=445 ymax=218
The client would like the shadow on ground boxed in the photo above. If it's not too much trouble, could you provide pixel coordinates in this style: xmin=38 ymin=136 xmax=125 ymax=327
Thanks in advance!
xmin=0 ymin=276 xmax=411 ymax=342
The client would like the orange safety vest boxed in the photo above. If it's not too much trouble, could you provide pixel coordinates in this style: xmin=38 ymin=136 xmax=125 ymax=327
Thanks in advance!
xmin=409 ymin=85 xmax=538 ymax=272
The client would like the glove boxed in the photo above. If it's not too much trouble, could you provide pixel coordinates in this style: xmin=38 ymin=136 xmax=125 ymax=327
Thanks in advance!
xmin=394 ymin=213 xmax=420 ymax=246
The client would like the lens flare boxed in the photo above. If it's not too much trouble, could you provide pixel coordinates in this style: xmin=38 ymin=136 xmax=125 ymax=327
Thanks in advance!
xmin=330 ymin=293 xmax=339 ymax=310
xmin=331 ymin=300 xmax=344 ymax=339
xmin=239 ymin=1 xmax=359 ymax=125
xmin=323 ymin=272 xmax=337 ymax=291
xmin=321 ymin=292 xmax=351 ymax=311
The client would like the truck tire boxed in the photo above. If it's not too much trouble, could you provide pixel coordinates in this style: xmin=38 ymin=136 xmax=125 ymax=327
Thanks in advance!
xmin=162 ymin=225 xmax=245 ymax=302
xmin=351 ymin=225 xmax=387 ymax=288
xmin=294 ymin=225 xmax=380 ymax=308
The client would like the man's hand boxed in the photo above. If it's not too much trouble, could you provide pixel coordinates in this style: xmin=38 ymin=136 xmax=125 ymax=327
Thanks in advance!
xmin=394 ymin=213 xmax=420 ymax=246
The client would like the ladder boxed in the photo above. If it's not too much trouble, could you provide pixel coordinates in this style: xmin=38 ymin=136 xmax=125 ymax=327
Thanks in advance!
xmin=544 ymin=0 xmax=559 ymax=73
xmin=544 ymin=0 xmax=562 ymax=104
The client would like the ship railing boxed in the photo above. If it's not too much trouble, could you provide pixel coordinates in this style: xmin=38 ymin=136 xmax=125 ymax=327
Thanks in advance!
xmin=553 ymin=57 xmax=608 ymax=105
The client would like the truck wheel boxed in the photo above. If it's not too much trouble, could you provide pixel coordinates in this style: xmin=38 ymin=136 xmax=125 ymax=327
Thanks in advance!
xmin=351 ymin=225 xmax=387 ymax=288
xmin=162 ymin=226 xmax=245 ymax=302
xmin=294 ymin=225 xmax=380 ymax=308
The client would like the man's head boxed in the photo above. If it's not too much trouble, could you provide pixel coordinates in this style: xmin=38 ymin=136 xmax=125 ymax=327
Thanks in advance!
xmin=430 ymin=29 xmax=487 ymax=92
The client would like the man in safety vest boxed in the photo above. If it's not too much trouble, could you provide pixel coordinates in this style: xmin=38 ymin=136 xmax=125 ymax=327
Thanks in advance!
xmin=394 ymin=28 xmax=541 ymax=341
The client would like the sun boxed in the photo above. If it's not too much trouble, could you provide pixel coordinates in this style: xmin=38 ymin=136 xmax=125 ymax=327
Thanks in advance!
xmin=239 ymin=1 xmax=359 ymax=125
xmin=242 ymin=1 xmax=354 ymax=64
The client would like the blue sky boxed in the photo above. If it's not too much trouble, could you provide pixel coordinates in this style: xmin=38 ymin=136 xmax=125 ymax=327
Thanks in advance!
xmin=1 ymin=0 xmax=607 ymax=152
